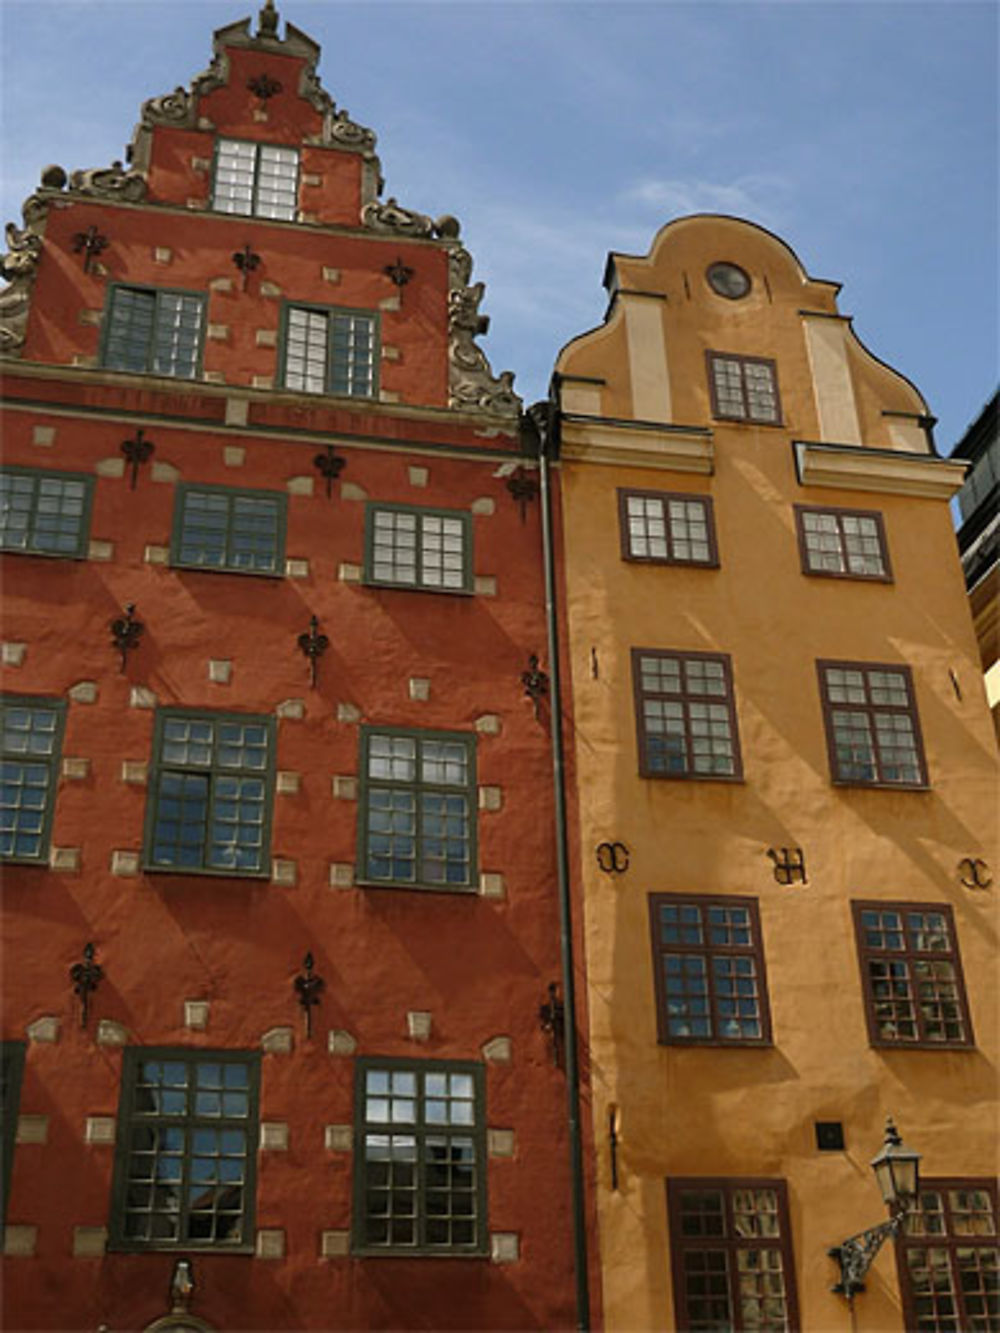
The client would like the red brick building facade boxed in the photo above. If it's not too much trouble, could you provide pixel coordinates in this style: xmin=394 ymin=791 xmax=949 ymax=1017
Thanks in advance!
xmin=0 ymin=6 xmax=582 ymax=1328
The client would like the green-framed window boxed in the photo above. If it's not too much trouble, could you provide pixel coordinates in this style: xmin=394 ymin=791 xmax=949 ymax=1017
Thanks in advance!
xmin=170 ymin=485 xmax=287 ymax=576
xmin=1 ymin=1042 xmax=26 ymax=1228
xmin=0 ymin=467 xmax=94 ymax=559
xmin=364 ymin=504 xmax=473 ymax=593
xmin=109 ymin=1046 xmax=259 ymax=1252
xmin=359 ymin=727 xmax=477 ymax=891
xmin=281 ymin=304 xmax=378 ymax=398
xmin=102 ymin=284 xmax=205 ymax=380
xmin=212 ymin=139 xmax=299 ymax=221
xmin=144 ymin=709 xmax=275 ymax=876
xmin=353 ymin=1058 xmax=487 ymax=1255
xmin=1 ymin=696 xmax=66 ymax=863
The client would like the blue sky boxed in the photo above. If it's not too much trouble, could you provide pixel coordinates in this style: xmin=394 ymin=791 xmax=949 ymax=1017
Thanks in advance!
xmin=1 ymin=0 xmax=996 ymax=449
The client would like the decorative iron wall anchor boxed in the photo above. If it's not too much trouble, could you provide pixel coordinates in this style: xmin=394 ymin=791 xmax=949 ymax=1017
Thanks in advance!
xmin=384 ymin=257 xmax=415 ymax=288
xmin=596 ymin=841 xmax=630 ymax=875
xmin=71 ymin=224 xmax=108 ymax=274
xmin=505 ymin=468 xmax=539 ymax=521
xmin=608 ymin=1104 xmax=620 ymax=1191
xmin=294 ymin=952 xmax=324 ymax=1039
xmin=959 ymin=857 xmax=992 ymax=889
xmin=539 ymin=981 xmax=565 ymax=1068
xmin=110 ymin=603 xmax=144 ymax=671
xmin=313 ymin=444 xmax=346 ymax=498
xmin=70 ymin=942 xmax=103 ymax=1029
xmin=297 ymin=615 xmax=329 ymax=688
xmin=767 ymin=846 xmax=807 ymax=885
xmin=247 ymin=73 xmax=282 ymax=99
xmin=120 ymin=427 xmax=155 ymax=489
xmin=232 ymin=242 xmax=261 ymax=290
xmin=521 ymin=654 xmax=549 ymax=721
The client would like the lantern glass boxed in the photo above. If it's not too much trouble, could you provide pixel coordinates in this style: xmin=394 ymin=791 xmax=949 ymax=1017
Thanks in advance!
xmin=870 ymin=1119 xmax=920 ymax=1209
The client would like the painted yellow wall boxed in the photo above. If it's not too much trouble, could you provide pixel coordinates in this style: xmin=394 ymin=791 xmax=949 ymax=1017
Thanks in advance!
xmin=554 ymin=216 xmax=998 ymax=1331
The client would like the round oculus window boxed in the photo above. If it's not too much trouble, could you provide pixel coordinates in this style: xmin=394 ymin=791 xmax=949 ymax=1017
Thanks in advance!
xmin=706 ymin=262 xmax=751 ymax=300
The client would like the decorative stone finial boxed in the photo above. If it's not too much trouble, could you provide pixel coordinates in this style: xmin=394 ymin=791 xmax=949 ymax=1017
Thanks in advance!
xmin=258 ymin=0 xmax=279 ymax=37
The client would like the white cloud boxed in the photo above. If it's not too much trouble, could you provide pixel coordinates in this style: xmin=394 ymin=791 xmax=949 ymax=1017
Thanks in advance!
xmin=622 ymin=175 xmax=793 ymax=230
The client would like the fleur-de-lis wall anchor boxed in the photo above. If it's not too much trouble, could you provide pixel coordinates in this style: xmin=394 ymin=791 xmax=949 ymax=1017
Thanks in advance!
xmin=120 ymin=427 xmax=155 ymax=489
xmin=312 ymin=444 xmax=347 ymax=499
xmin=247 ymin=72 xmax=282 ymax=99
xmin=539 ymin=981 xmax=565 ymax=1068
xmin=70 ymin=942 xmax=103 ymax=1029
xmin=232 ymin=242 xmax=261 ymax=291
xmin=110 ymin=603 xmax=144 ymax=671
xmin=72 ymin=224 xmax=108 ymax=274
xmin=521 ymin=654 xmax=549 ymax=721
xmin=384 ymin=257 xmax=414 ymax=288
xmin=506 ymin=468 xmax=540 ymax=521
xmin=297 ymin=615 xmax=329 ymax=688
xmin=294 ymin=952 xmax=324 ymax=1039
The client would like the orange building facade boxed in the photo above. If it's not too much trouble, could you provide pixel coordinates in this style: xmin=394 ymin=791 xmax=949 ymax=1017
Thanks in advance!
xmin=548 ymin=216 xmax=998 ymax=1331
xmin=0 ymin=7 xmax=583 ymax=1330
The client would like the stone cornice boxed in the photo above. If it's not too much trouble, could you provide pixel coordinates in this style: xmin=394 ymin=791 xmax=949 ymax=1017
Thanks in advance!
xmin=560 ymin=415 xmax=714 ymax=474
xmin=794 ymin=440 xmax=967 ymax=500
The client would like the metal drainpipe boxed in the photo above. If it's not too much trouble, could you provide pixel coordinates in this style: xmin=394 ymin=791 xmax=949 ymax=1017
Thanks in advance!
xmin=535 ymin=391 xmax=592 ymax=1332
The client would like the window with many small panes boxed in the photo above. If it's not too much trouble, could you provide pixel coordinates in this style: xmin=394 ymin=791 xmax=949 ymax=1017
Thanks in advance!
xmin=353 ymin=1058 xmax=486 ymax=1255
xmin=365 ymin=504 xmax=472 ymax=592
xmin=649 ymin=895 xmax=771 ymax=1045
xmin=852 ymin=901 xmax=973 ymax=1048
xmin=282 ymin=305 xmax=378 ymax=398
xmin=818 ymin=660 xmax=927 ymax=787
xmin=667 ymin=1179 xmax=800 ymax=1332
xmin=632 ymin=649 xmax=742 ymax=780
xmin=707 ymin=352 xmax=781 ymax=424
xmin=212 ymin=139 xmax=299 ymax=221
xmin=103 ymin=285 xmax=205 ymax=379
xmin=359 ymin=728 xmax=476 ymax=890
xmin=144 ymin=710 xmax=275 ymax=876
xmin=171 ymin=485 xmax=286 ymax=576
xmin=0 ymin=468 xmax=94 ymax=558
xmin=795 ymin=506 xmax=891 ymax=581
xmin=1 ymin=696 xmax=66 ymax=863
xmin=898 ymin=1179 xmax=998 ymax=1332
xmin=618 ymin=490 xmax=718 ymax=567
xmin=110 ymin=1047 xmax=259 ymax=1251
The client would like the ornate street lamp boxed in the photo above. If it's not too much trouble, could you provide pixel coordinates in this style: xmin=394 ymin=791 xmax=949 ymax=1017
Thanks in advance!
xmin=829 ymin=1116 xmax=921 ymax=1300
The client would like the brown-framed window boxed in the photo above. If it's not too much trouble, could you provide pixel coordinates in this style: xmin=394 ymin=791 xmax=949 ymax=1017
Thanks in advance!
xmin=667 ymin=1179 xmax=800 ymax=1332
xmin=852 ymin=901 xmax=974 ymax=1048
xmin=618 ymin=489 xmax=719 ymax=567
xmin=817 ymin=660 xmax=928 ymax=788
xmin=707 ymin=352 xmax=781 ymax=424
xmin=632 ymin=649 xmax=743 ymax=781
xmin=649 ymin=894 xmax=771 ymax=1045
xmin=897 ymin=1179 xmax=998 ymax=1331
xmin=795 ymin=505 xmax=892 ymax=581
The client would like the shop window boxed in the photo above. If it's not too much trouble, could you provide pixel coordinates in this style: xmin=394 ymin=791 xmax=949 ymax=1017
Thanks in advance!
xmin=359 ymin=728 xmax=476 ymax=890
xmin=213 ymin=139 xmax=298 ymax=221
xmin=171 ymin=485 xmax=286 ymax=576
xmin=281 ymin=305 xmax=378 ymax=398
xmin=898 ymin=1179 xmax=998 ymax=1332
xmin=0 ymin=696 xmax=66 ymax=863
xmin=353 ymin=1058 xmax=486 ymax=1255
xmin=818 ymin=661 xmax=927 ymax=787
xmin=365 ymin=504 xmax=472 ymax=592
xmin=632 ymin=649 xmax=742 ymax=780
xmin=618 ymin=490 xmax=718 ymax=567
xmin=707 ymin=352 xmax=781 ymax=424
xmin=103 ymin=285 xmax=205 ymax=380
xmin=145 ymin=710 xmax=275 ymax=877
xmin=649 ymin=894 xmax=771 ymax=1045
xmin=0 ymin=468 xmax=94 ymax=558
xmin=109 ymin=1047 xmax=259 ymax=1251
xmin=795 ymin=506 xmax=891 ymax=580
xmin=852 ymin=901 xmax=973 ymax=1048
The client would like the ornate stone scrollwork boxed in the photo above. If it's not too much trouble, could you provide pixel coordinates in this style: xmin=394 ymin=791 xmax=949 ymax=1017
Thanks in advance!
xmin=0 ymin=189 xmax=52 ymax=356
xmin=141 ymin=86 xmax=194 ymax=127
xmin=446 ymin=255 xmax=521 ymax=418
xmin=361 ymin=197 xmax=435 ymax=239
xmin=69 ymin=161 xmax=147 ymax=204
xmin=327 ymin=108 xmax=378 ymax=154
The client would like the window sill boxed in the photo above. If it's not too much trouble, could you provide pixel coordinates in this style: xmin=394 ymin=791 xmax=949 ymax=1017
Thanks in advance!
xmin=831 ymin=779 xmax=930 ymax=792
xmin=106 ymin=1241 xmax=255 ymax=1256
xmin=712 ymin=413 xmax=784 ymax=428
xmin=142 ymin=863 xmax=271 ymax=881
xmin=351 ymin=1245 xmax=489 ymax=1260
xmin=639 ymin=771 xmax=745 ymax=784
xmin=870 ymin=1040 xmax=975 ymax=1052
xmin=658 ymin=1038 xmax=774 ymax=1049
xmin=355 ymin=879 xmax=478 ymax=896
xmin=363 ymin=579 xmax=475 ymax=598
xmin=171 ymin=561 xmax=285 ymax=580
xmin=803 ymin=569 xmax=893 ymax=584
xmin=0 ymin=547 xmax=88 ymax=561
xmin=0 ymin=854 xmax=51 ymax=867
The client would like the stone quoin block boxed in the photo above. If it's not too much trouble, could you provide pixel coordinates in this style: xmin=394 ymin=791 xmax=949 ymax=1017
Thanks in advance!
xmin=474 ymin=575 xmax=498 ymax=597
xmin=336 ymin=702 xmax=361 ymax=724
xmin=325 ymin=1125 xmax=352 ymax=1152
xmin=153 ymin=246 xmax=173 ymax=263
xmin=256 ymin=1229 xmax=285 ymax=1259
xmin=259 ymin=1122 xmax=289 ymax=1151
xmin=110 ymin=850 xmax=140 ymax=877
xmin=94 ymin=456 xmax=125 ymax=478
xmin=68 ymin=681 xmax=98 ymax=704
xmin=3 ymin=1226 xmax=37 ymax=1257
xmin=340 ymin=482 xmax=367 ymax=502
xmin=144 ymin=544 xmax=169 ymax=564
xmin=209 ymin=276 xmax=234 ymax=293
xmin=130 ymin=686 xmax=158 ymax=709
xmin=478 ymin=786 xmax=502 ymax=812
xmin=72 ymin=1227 xmax=108 ymax=1257
xmin=87 ymin=539 xmax=114 ymax=561
xmin=32 ymin=425 xmax=55 ymax=446
xmin=408 ymin=678 xmax=430 ymax=702
xmin=224 ymin=397 xmax=249 ymax=426
xmin=85 ymin=1116 xmax=116 ymax=1145
xmin=223 ymin=446 xmax=245 ymax=467
xmin=407 ymin=1011 xmax=432 ymax=1041
xmin=77 ymin=309 xmax=103 ymax=326
xmin=407 ymin=465 xmax=429 ymax=487
xmin=61 ymin=757 xmax=90 ymax=780
xmin=478 ymin=872 xmax=506 ymax=899
xmin=338 ymin=562 xmax=363 ymax=583
xmin=471 ymin=496 xmax=496 ymax=515
xmin=208 ymin=659 xmax=232 ymax=684
xmin=475 ymin=713 xmax=501 ymax=735
xmin=275 ymin=771 xmax=301 ymax=795
xmin=327 ymin=1029 xmax=357 ymax=1056
xmin=184 ymin=1000 xmax=210 ymax=1030
xmin=285 ymin=558 xmax=310 ymax=579
xmin=255 ymin=329 xmax=277 ymax=347
xmin=322 ymin=266 xmax=341 ymax=283
xmin=16 ymin=1115 xmax=49 ymax=1145
xmin=261 ymin=1027 xmax=294 ymax=1055
xmin=121 ymin=760 xmax=148 ymax=784
xmin=276 ymin=698 xmax=305 ymax=720
xmin=481 ymin=1036 xmax=512 ymax=1063
xmin=332 ymin=776 xmax=358 ymax=800
xmin=259 ymin=281 xmax=282 ymax=298
xmin=251 ymin=375 xmax=273 ymax=389
xmin=96 ymin=1020 xmax=129 ymax=1047
xmin=491 ymin=1232 xmax=520 ymax=1264
xmin=150 ymin=460 xmax=180 ymax=483
xmin=49 ymin=847 xmax=80 ymax=872
xmin=271 ymin=859 xmax=297 ymax=887
xmin=328 ymin=863 xmax=354 ymax=889
xmin=321 ymin=1230 xmax=350 ymax=1258
xmin=2 ymin=642 xmax=27 ymax=666
xmin=26 ymin=1016 xmax=60 ymax=1045
xmin=286 ymin=475 xmax=314 ymax=496
xmin=487 ymin=1128 xmax=516 ymax=1158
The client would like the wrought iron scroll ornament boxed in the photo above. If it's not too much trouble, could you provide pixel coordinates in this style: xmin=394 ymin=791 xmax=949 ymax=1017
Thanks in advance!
xmin=596 ymin=841 xmax=630 ymax=875
xmin=121 ymin=427 xmax=155 ymax=489
xmin=313 ymin=444 xmax=346 ymax=498
xmin=297 ymin=615 xmax=329 ymax=688
xmin=232 ymin=243 xmax=261 ymax=291
xmin=521 ymin=654 xmax=549 ymax=721
xmin=539 ymin=982 xmax=566 ymax=1069
xmin=294 ymin=952 xmax=324 ymax=1039
xmin=959 ymin=857 xmax=992 ymax=890
xmin=767 ymin=846 xmax=807 ymax=885
xmin=110 ymin=603 xmax=144 ymax=672
xmin=505 ymin=468 xmax=539 ymax=521
xmin=70 ymin=942 xmax=103 ymax=1029
xmin=71 ymin=224 xmax=109 ymax=274
xmin=829 ymin=1218 xmax=901 ymax=1300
